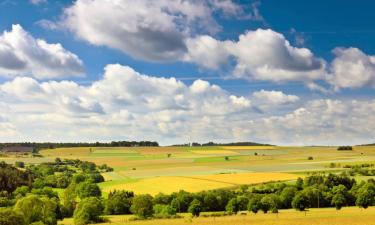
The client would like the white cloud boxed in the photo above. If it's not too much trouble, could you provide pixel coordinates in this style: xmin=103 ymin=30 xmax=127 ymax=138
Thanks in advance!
xmin=30 ymin=0 xmax=47 ymax=5
xmin=0 ymin=24 xmax=84 ymax=79
xmin=60 ymin=0 xmax=244 ymax=62
xmin=327 ymin=47 xmax=375 ymax=90
xmin=185 ymin=29 xmax=325 ymax=83
xmin=252 ymin=89 xmax=299 ymax=104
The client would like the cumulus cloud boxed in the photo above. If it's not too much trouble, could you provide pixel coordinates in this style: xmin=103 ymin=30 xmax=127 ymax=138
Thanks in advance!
xmin=327 ymin=47 xmax=375 ymax=90
xmin=252 ymin=89 xmax=299 ymax=105
xmin=59 ymin=0 xmax=245 ymax=62
xmin=0 ymin=63 xmax=374 ymax=145
xmin=186 ymin=29 xmax=326 ymax=83
xmin=0 ymin=24 xmax=84 ymax=79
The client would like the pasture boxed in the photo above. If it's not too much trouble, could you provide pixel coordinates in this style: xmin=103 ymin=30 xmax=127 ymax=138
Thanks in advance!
xmin=1 ymin=145 xmax=375 ymax=194
xmin=58 ymin=207 xmax=375 ymax=225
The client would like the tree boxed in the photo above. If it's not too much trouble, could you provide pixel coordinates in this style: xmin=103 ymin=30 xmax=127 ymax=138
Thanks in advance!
xmin=105 ymin=190 xmax=134 ymax=215
xmin=355 ymin=183 xmax=375 ymax=209
xmin=247 ymin=195 xmax=262 ymax=214
xmin=331 ymin=185 xmax=348 ymax=210
xmin=14 ymin=195 xmax=57 ymax=225
xmin=226 ymin=198 xmax=240 ymax=214
xmin=280 ymin=186 xmax=297 ymax=208
xmin=260 ymin=195 xmax=280 ymax=213
xmin=0 ymin=208 xmax=25 ymax=225
xmin=130 ymin=194 xmax=154 ymax=218
xmin=292 ymin=192 xmax=310 ymax=211
xmin=296 ymin=177 xmax=304 ymax=190
xmin=188 ymin=199 xmax=202 ymax=217
xmin=74 ymin=197 xmax=103 ymax=225
xmin=77 ymin=182 xmax=101 ymax=198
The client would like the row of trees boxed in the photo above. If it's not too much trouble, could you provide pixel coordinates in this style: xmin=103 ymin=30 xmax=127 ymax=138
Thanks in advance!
xmin=0 ymin=141 xmax=159 ymax=151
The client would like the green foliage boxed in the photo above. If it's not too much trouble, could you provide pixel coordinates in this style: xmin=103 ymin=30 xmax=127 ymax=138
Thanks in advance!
xmin=0 ymin=208 xmax=25 ymax=225
xmin=188 ymin=199 xmax=202 ymax=217
xmin=225 ymin=198 xmax=240 ymax=214
xmin=105 ymin=190 xmax=134 ymax=215
xmin=73 ymin=197 xmax=103 ymax=225
xmin=247 ymin=195 xmax=262 ymax=214
xmin=280 ymin=186 xmax=297 ymax=208
xmin=0 ymin=162 xmax=33 ymax=193
xmin=14 ymin=195 xmax=58 ymax=225
xmin=77 ymin=182 xmax=101 ymax=198
xmin=292 ymin=192 xmax=310 ymax=211
xmin=15 ymin=161 xmax=25 ymax=168
xmin=355 ymin=183 xmax=375 ymax=209
xmin=153 ymin=204 xmax=177 ymax=218
xmin=130 ymin=194 xmax=154 ymax=218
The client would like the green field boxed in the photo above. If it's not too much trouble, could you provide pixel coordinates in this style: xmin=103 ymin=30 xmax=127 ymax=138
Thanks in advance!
xmin=2 ymin=145 xmax=375 ymax=195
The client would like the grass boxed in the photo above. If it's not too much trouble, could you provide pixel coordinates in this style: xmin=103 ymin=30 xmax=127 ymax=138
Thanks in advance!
xmin=58 ymin=207 xmax=375 ymax=225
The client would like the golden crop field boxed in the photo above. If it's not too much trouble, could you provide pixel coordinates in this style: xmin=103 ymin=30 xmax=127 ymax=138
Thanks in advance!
xmin=58 ymin=207 xmax=375 ymax=225
xmin=102 ymin=172 xmax=300 ymax=195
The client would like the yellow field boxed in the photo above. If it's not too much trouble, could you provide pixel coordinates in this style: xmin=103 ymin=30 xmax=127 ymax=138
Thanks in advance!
xmin=103 ymin=172 xmax=299 ymax=195
xmin=190 ymin=150 xmax=237 ymax=155
xmin=59 ymin=207 xmax=375 ymax=225
xmin=222 ymin=146 xmax=276 ymax=150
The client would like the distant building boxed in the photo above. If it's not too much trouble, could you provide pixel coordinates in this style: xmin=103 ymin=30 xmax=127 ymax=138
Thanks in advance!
xmin=1 ymin=146 xmax=34 ymax=154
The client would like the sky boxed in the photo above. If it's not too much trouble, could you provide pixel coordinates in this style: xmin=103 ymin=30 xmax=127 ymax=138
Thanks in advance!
xmin=0 ymin=0 xmax=374 ymax=145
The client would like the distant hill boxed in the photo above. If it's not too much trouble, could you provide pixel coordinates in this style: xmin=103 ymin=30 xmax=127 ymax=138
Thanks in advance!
xmin=357 ymin=143 xmax=375 ymax=146
xmin=172 ymin=141 xmax=274 ymax=147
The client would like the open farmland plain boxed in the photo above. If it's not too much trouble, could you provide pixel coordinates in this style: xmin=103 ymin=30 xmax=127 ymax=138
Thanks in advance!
xmin=1 ymin=145 xmax=374 ymax=194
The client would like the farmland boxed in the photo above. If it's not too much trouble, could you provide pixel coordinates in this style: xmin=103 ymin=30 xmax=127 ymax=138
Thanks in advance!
xmin=1 ymin=145 xmax=375 ymax=194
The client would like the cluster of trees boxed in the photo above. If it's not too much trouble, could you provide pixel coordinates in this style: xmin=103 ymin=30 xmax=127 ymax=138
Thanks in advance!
xmin=0 ymin=159 xmax=111 ymax=225
xmin=0 ymin=141 xmax=159 ymax=151
xmin=2 ymin=159 xmax=375 ymax=225
xmin=337 ymin=146 xmax=353 ymax=151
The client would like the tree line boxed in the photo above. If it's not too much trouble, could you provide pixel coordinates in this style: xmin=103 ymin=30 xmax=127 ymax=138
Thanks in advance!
xmin=0 ymin=141 xmax=159 ymax=151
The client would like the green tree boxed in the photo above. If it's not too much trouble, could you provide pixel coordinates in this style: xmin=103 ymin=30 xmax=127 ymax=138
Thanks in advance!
xmin=292 ymin=192 xmax=310 ymax=211
xmin=130 ymin=194 xmax=154 ymax=218
xmin=188 ymin=199 xmax=202 ymax=217
xmin=280 ymin=186 xmax=297 ymax=208
xmin=73 ymin=197 xmax=103 ymax=225
xmin=260 ymin=195 xmax=280 ymax=213
xmin=331 ymin=185 xmax=348 ymax=210
xmin=226 ymin=198 xmax=240 ymax=214
xmin=355 ymin=183 xmax=375 ymax=209
xmin=247 ymin=195 xmax=262 ymax=214
xmin=105 ymin=190 xmax=134 ymax=215
xmin=77 ymin=182 xmax=101 ymax=199
xmin=14 ymin=195 xmax=57 ymax=225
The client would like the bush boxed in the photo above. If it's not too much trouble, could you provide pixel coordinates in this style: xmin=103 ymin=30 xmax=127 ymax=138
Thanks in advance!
xmin=153 ymin=204 xmax=177 ymax=218
xmin=307 ymin=156 xmax=313 ymax=160
xmin=130 ymin=194 xmax=154 ymax=218
xmin=0 ymin=208 xmax=25 ymax=225
xmin=74 ymin=197 xmax=103 ymax=225
xmin=337 ymin=146 xmax=353 ymax=151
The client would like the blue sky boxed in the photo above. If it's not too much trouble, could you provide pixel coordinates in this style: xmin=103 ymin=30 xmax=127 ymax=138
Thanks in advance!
xmin=0 ymin=0 xmax=374 ymax=145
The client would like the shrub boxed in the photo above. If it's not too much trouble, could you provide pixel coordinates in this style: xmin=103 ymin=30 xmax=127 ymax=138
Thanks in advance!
xmin=153 ymin=204 xmax=177 ymax=218
xmin=105 ymin=190 xmax=134 ymax=215
xmin=0 ymin=208 xmax=25 ymax=225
